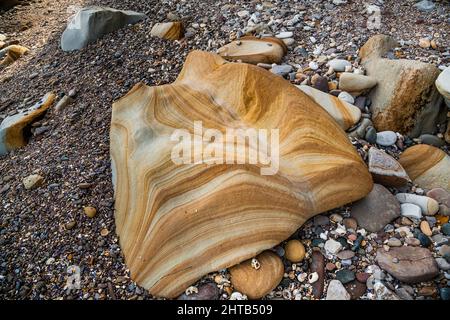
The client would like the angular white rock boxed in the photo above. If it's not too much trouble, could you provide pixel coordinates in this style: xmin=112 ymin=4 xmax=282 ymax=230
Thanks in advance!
xmin=396 ymin=193 xmax=439 ymax=216
xmin=326 ymin=280 xmax=351 ymax=300
xmin=324 ymin=239 xmax=343 ymax=255
xmin=400 ymin=203 xmax=422 ymax=220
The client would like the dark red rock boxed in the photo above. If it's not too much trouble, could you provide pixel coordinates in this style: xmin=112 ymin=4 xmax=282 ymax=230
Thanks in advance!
xmin=345 ymin=280 xmax=367 ymax=300
xmin=177 ymin=282 xmax=219 ymax=300
xmin=356 ymin=272 xmax=370 ymax=283
xmin=310 ymin=251 xmax=325 ymax=299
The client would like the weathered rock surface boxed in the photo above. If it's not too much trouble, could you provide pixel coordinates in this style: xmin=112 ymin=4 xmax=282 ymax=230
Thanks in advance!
xmin=217 ymin=36 xmax=287 ymax=64
xmin=351 ymin=184 xmax=401 ymax=232
xmin=110 ymin=50 xmax=373 ymax=298
xmin=368 ymin=147 xmax=409 ymax=187
xmin=0 ymin=45 xmax=29 ymax=66
xmin=359 ymin=35 xmax=446 ymax=137
xmin=61 ymin=6 xmax=147 ymax=51
xmin=150 ymin=22 xmax=184 ymax=40
xmin=0 ymin=92 xmax=55 ymax=156
xmin=326 ymin=280 xmax=351 ymax=300
xmin=338 ymin=73 xmax=377 ymax=95
xmin=229 ymin=251 xmax=283 ymax=299
xmin=399 ymin=144 xmax=450 ymax=192
xmin=376 ymin=246 xmax=439 ymax=283
xmin=297 ymin=85 xmax=361 ymax=130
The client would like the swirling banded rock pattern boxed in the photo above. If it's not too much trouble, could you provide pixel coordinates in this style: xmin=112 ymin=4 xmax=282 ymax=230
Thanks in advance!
xmin=110 ymin=50 xmax=373 ymax=298
xmin=399 ymin=144 xmax=450 ymax=192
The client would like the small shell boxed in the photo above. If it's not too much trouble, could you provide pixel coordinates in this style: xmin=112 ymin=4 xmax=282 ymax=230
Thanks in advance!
xmin=308 ymin=272 xmax=319 ymax=284
xmin=251 ymin=258 xmax=261 ymax=270
xmin=230 ymin=291 xmax=247 ymax=300
xmin=185 ymin=286 xmax=198 ymax=295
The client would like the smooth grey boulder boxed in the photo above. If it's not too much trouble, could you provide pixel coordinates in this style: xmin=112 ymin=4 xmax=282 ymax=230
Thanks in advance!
xmin=61 ymin=6 xmax=147 ymax=51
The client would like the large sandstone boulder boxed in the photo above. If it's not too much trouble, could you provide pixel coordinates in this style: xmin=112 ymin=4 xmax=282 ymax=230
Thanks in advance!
xmin=61 ymin=6 xmax=147 ymax=51
xmin=110 ymin=50 xmax=373 ymax=298
xmin=0 ymin=92 xmax=55 ymax=156
xmin=399 ymin=144 xmax=450 ymax=192
xmin=359 ymin=35 xmax=446 ymax=138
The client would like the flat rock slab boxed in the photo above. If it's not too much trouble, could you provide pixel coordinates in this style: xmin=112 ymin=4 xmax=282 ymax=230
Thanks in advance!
xmin=61 ymin=6 xmax=147 ymax=51
xmin=376 ymin=246 xmax=439 ymax=283
xmin=351 ymin=184 xmax=401 ymax=233
xmin=217 ymin=36 xmax=287 ymax=65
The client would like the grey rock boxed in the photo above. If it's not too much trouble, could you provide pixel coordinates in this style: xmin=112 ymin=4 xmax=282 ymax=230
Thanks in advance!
xmin=418 ymin=134 xmax=445 ymax=147
xmin=435 ymin=257 xmax=450 ymax=271
xmin=351 ymin=184 xmax=401 ymax=233
xmin=376 ymin=131 xmax=397 ymax=146
xmin=270 ymin=64 xmax=293 ymax=76
xmin=414 ymin=0 xmax=435 ymax=12
xmin=61 ymin=6 xmax=147 ymax=51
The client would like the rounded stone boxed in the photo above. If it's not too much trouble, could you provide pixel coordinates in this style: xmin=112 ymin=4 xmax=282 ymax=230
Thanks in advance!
xmin=365 ymin=126 xmax=377 ymax=144
xmin=420 ymin=220 xmax=432 ymax=236
xmin=442 ymin=223 xmax=450 ymax=236
xmin=284 ymin=240 xmax=305 ymax=263
xmin=336 ymin=269 xmax=355 ymax=284
xmin=229 ymin=251 xmax=283 ymax=299
xmin=376 ymin=131 xmax=397 ymax=146
xmin=83 ymin=206 xmax=97 ymax=218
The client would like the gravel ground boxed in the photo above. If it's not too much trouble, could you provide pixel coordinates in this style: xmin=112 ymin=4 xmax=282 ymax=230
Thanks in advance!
xmin=0 ymin=0 xmax=449 ymax=300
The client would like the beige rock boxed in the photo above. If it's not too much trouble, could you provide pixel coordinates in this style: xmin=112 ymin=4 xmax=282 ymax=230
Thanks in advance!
xmin=419 ymin=38 xmax=431 ymax=48
xmin=110 ymin=50 xmax=373 ymax=298
xmin=435 ymin=66 xmax=450 ymax=102
xmin=420 ymin=221 xmax=432 ymax=236
xmin=23 ymin=174 xmax=44 ymax=190
xmin=359 ymin=35 xmax=446 ymax=137
xmin=0 ymin=92 xmax=55 ymax=156
xmin=368 ymin=147 xmax=410 ymax=187
xmin=150 ymin=22 xmax=184 ymax=40
xmin=230 ymin=251 xmax=283 ymax=299
xmin=338 ymin=73 xmax=377 ymax=95
xmin=84 ymin=206 xmax=97 ymax=218
xmin=296 ymin=85 xmax=361 ymax=130
xmin=217 ymin=36 xmax=287 ymax=65
xmin=284 ymin=240 xmax=305 ymax=263
xmin=0 ymin=45 xmax=29 ymax=66
xmin=399 ymin=144 xmax=450 ymax=192
xmin=54 ymin=96 xmax=74 ymax=113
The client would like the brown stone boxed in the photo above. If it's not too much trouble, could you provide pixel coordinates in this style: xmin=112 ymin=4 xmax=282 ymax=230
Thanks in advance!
xmin=351 ymin=184 xmax=401 ymax=232
xmin=310 ymin=251 xmax=325 ymax=299
xmin=150 ymin=22 xmax=184 ymax=40
xmin=368 ymin=147 xmax=410 ymax=187
xmin=230 ymin=251 xmax=283 ymax=299
xmin=345 ymin=280 xmax=367 ymax=300
xmin=376 ymin=246 xmax=439 ymax=283
xmin=359 ymin=35 xmax=446 ymax=137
